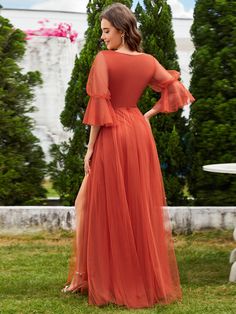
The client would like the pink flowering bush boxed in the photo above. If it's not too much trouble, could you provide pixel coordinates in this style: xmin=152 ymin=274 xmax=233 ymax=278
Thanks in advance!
xmin=24 ymin=19 xmax=78 ymax=43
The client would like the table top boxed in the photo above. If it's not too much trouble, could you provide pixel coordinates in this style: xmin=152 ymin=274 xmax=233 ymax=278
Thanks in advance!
xmin=202 ymin=163 xmax=236 ymax=174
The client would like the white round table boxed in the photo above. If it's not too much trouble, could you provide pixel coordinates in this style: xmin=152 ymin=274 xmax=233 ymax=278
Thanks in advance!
xmin=203 ymin=163 xmax=236 ymax=282
xmin=203 ymin=163 xmax=236 ymax=174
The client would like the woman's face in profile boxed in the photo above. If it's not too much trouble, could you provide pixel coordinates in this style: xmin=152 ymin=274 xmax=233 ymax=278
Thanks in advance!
xmin=100 ymin=18 xmax=122 ymax=50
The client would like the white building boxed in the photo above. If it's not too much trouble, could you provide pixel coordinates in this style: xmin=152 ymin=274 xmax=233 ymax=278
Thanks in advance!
xmin=0 ymin=8 xmax=194 ymax=162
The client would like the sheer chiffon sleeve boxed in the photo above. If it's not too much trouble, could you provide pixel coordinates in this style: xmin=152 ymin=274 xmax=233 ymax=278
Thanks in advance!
xmin=82 ymin=51 xmax=115 ymax=126
xmin=149 ymin=57 xmax=195 ymax=113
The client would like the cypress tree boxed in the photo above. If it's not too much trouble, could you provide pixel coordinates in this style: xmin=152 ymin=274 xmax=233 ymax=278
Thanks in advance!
xmin=135 ymin=0 xmax=188 ymax=205
xmin=187 ymin=0 xmax=236 ymax=205
xmin=0 ymin=16 xmax=46 ymax=205
xmin=49 ymin=0 xmax=132 ymax=205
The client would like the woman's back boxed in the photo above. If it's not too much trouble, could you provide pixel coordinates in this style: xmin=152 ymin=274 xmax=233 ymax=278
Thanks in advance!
xmin=103 ymin=50 xmax=154 ymax=108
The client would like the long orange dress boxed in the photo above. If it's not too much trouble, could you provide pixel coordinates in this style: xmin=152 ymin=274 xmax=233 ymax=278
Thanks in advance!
xmin=64 ymin=50 xmax=195 ymax=309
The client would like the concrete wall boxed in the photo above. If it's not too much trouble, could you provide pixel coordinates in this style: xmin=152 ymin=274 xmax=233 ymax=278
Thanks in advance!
xmin=20 ymin=36 xmax=79 ymax=162
xmin=0 ymin=206 xmax=236 ymax=235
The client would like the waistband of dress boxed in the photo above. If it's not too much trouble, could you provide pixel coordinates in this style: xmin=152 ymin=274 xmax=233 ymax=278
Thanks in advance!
xmin=113 ymin=106 xmax=139 ymax=110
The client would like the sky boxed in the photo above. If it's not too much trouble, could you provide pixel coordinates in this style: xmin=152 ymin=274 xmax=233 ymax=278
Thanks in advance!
xmin=1 ymin=0 xmax=195 ymax=18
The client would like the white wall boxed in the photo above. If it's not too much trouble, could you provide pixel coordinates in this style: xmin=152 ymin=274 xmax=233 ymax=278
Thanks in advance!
xmin=0 ymin=8 xmax=88 ymax=40
xmin=21 ymin=36 xmax=80 ymax=161
xmin=0 ymin=206 xmax=235 ymax=234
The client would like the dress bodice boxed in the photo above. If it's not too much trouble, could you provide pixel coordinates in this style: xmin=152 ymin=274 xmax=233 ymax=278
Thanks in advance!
xmin=103 ymin=50 xmax=154 ymax=108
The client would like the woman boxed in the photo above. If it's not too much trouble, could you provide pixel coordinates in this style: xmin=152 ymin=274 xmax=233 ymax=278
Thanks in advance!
xmin=62 ymin=2 xmax=195 ymax=309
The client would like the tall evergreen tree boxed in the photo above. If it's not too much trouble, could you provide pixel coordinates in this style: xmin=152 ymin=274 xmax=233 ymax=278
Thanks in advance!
xmin=135 ymin=0 xmax=188 ymax=205
xmin=0 ymin=16 xmax=46 ymax=205
xmin=187 ymin=0 xmax=236 ymax=205
xmin=49 ymin=0 xmax=132 ymax=205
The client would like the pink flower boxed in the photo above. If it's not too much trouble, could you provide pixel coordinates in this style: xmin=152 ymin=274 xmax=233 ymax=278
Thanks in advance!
xmin=24 ymin=19 xmax=78 ymax=43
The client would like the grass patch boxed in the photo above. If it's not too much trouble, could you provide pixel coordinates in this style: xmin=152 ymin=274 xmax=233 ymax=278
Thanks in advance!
xmin=42 ymin=178 xmax=59 ymax=198
xmin=0 ymin=229 xmax=236 ymax=313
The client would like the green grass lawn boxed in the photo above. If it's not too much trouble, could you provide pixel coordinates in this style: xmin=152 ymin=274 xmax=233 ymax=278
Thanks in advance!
xmin=0 ymin=229 xmax=236 ymax=314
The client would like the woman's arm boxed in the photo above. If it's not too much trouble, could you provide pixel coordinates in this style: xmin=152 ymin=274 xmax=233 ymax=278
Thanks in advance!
xmin=146 ymin=57 xmax=195 ymax=116
xmin=87 ymin=125 xmax=101 ymax=149
xmin=143 ymin=105 xmax=161 ymax=129
xmin=84 ymin=125 xmax=101 ymax=175
xmin=144 ymin=106 xmax=160 ymax=120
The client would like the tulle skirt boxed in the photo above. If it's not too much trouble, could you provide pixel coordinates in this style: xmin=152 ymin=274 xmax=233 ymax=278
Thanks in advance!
xmin=64 ymin=107 xmax=182 ymax=309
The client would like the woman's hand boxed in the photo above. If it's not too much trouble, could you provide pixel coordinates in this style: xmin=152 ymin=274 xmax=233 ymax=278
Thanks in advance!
xmin=84 ymin=147 xmax=93 ymax=175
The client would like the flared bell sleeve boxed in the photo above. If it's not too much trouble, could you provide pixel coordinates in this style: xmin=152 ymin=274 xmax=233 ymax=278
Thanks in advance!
xmin=149 ymin=57 xmax=195 ymax=113
xmin=82 ymin=51 xmax=115 ymax=127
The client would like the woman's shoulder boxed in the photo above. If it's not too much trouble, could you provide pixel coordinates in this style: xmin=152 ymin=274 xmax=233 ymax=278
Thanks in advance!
xmin=98 ymin=50 xmax=156 ymax=71
xmin=99 ymin=50 xmax=155 ymax=60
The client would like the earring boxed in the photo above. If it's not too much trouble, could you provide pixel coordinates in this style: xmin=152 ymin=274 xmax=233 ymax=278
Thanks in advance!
xmin=121 ymin=34 xmax=125 ymax=46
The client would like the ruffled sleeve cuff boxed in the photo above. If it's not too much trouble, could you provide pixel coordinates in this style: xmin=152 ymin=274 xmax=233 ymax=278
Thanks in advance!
xmin=151 ymin=70 xmax=195 ymax=113
xmin=82 ymin=95 xmax=116 ymax=127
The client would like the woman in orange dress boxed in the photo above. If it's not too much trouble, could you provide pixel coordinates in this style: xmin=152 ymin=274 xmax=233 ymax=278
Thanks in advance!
xmin=62 ymin=2 xmax=195 ymax=309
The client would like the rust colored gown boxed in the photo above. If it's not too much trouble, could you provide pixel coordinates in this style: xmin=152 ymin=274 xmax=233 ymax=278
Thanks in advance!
xmin=64 ymin=50 xmax=195 ymax=309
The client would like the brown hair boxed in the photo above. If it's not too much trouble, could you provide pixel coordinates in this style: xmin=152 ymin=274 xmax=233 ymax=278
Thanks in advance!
xmin=100 ymin=2 xmax=143 ymax=52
